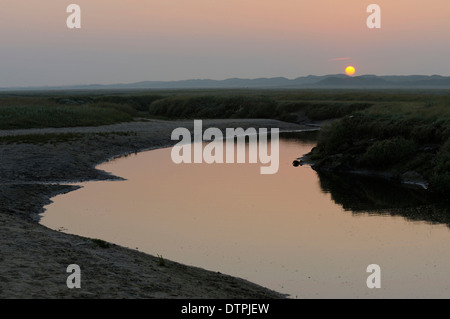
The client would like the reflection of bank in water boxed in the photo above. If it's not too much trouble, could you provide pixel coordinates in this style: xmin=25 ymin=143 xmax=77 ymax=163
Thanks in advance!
xmin=316 ymin=171 xmax=450 ymax=227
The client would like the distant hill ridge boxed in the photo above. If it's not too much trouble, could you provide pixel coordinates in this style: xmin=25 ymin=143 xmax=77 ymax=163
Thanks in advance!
xmin=2 ymin=74 xmax=450 ymax=90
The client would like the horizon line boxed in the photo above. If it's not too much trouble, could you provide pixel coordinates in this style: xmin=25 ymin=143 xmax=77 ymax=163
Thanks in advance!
xmin=1 ymin=73 xmax=449 ymax=91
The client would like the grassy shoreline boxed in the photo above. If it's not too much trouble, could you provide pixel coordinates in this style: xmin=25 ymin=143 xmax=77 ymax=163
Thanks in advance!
xmin=306 ymin=105 xmax=450 ymax=198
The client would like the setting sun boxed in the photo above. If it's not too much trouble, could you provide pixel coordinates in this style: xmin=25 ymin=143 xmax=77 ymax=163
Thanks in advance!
xmin=345 ymin=66 xmax=356 ymax=76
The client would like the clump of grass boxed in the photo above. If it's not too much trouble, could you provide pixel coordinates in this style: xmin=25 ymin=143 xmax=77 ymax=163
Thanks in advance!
xmin=359 ymin=137 xmax=417 ymax=168
xmin=157 ymin=254 xmax=166 ymax=267
xmin=91 ymin=238 xmax=111 ymax=249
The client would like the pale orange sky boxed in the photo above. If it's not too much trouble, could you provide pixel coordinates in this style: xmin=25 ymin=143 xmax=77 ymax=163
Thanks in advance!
xmin=1 ymin=0 xmax=450 ymax=86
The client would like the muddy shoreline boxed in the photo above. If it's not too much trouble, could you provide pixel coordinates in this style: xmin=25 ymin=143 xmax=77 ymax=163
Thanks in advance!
xmin=0 ymin=119 xmax=309 ymax=299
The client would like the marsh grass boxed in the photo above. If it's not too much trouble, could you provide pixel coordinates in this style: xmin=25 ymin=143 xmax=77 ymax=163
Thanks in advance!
xmin=2 ymin=90 xmax=449 ymax=129
xmin=312 ymin=101 xmax=450 ymax=197
xmin=0 ymin=104 xmax=134 ymax=129
xmin=157 ymin=254 xmax=166 ymax=267
xmin=0 ymin=94 xmax=166 ymax=130
xmin=91 ymin=238 xmax=111 ymax=249
xmin=148 ymin=95 xmax=278 ymax=119
xmin=0 ymin=131 xmax=137 ymax=145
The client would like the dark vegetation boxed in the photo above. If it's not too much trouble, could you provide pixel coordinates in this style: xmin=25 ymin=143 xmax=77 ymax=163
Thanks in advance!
xmin=0 ymin=94 xmax=164 ymax=129
xmin=91 ymin=238 xmax=111 ymax=249
xmin=0 ymin=90 xmax=379 ymax=129
xmin=0 ymin=131 xmax=137 ymax=145
xmin=148 ymin=94 xmax=374 ymax=122
xmin=309 ymin=101 xmax=450 ymax=198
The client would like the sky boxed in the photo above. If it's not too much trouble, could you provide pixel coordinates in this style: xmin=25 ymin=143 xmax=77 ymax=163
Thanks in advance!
xmin=1 ymin=0 xmax=450 ymax=87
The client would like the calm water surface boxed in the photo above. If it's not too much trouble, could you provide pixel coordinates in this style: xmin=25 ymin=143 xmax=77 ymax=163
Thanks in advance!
xmin=42 ymin=133 xmax=450 ymax=298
